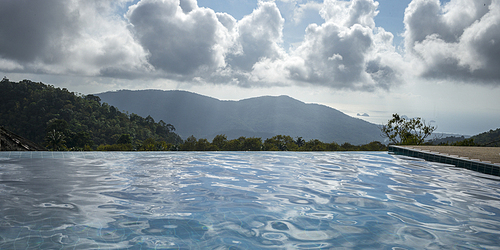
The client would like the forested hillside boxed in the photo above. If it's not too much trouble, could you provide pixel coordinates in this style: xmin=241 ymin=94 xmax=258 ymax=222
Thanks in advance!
xmin=472 ymin=128 xmax=500 ymax=146
xmin=0 ymin=78 xmax=181 ymax=150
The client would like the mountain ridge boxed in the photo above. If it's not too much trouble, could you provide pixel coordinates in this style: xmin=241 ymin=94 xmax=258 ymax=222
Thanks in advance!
xmin=97 ymin=89 xmax=383 ymax=145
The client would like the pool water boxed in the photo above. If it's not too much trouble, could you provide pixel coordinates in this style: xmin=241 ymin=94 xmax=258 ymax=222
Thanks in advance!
xmin=0 ymin=152 xmax=499 ymax=249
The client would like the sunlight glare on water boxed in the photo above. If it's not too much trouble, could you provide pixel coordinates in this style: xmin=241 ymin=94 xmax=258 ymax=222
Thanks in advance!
xmin=0 ymin=151 xmax=499 ymax=249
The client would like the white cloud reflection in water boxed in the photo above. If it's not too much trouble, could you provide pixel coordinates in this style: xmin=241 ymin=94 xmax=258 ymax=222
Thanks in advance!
xmin=0 ymin=151 xmax=499 ymax=249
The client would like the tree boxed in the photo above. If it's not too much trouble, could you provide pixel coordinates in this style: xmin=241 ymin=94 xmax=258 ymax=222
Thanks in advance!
xmin=84 ymin=94 xmax=101 ymax=105
xmin=302 ymin=139 xmax=327 ymax=151
xmin=241 ymin=137 xmax=262 ymax=151
xmin=295 ymin=137 xmax=305 ymax=147
xmin=359 ymin=141 xmax=387 ymax=151
xmin=45 ymin=129 xmax=67 ymax=151
xmin=180 ymin=135 xmax=197 ymax=151
xmin=196 ymin=138 xmax=217 ymax=151
xmin=263 ymin=135 xmax=298 ymax=151
xmin=340 ymin=142 xmax=358 ymax=151
xmin=138 ymin=138 xmax=157 ymax=151
xmin=224 ymin=138 xmax=242 ymax=151
xmin=46 ymin=119 xmax=69 ymax=136
xmin=212 ymin=134 xmax=227 ymax=150
xmin=117 ymin=134 xmax=132 ymax=144
xmin=69 ymin=131 xmax=93 ymax=149
xmin=381 ymin=113 xmax=436 ymax=145
xmin=145 ymin=115 xmax=155 ymax=125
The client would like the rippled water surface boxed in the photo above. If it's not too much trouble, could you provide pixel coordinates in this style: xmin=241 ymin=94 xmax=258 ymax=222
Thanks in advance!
xmin=1 ymin=151 xmax=500 ymax=249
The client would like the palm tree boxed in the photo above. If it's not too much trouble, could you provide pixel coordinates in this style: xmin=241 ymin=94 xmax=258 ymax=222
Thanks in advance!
xmin=45 ymin=129 xmax=66 ymax=151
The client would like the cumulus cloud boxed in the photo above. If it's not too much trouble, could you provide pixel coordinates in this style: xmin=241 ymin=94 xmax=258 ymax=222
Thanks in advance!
xmin=0 ymin=0 xmax=404 ymax=90
xmin=404 ymin=0 xmax=500 ymax=84
xmin=0 ymin=0 xmax=150 ymax=76
xmin=126 ymin=0 xmax=230 ymax=76
xmin=277 ymin=0 xmax=404 ymax=91
xmin=292 ymin=1 xmax=323 ymax=24
xmin=227 ymin=1 xmax=285 ymax=71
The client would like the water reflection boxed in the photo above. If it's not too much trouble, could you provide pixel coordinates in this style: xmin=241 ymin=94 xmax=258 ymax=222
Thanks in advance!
xmin=1 ymin=152 xmax=499 ymax=249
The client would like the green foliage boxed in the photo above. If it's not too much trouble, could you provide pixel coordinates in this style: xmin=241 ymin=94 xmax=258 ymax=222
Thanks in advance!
xmin=136 ymin=138 xmax=174 ymax=151
xmin=436 ymin=138 xmax=477 ymax=146
xmin=195 ymin=138 xmax=217 ymax=151
xmin=0 ymin=79 xmax=182 ymax=150
xmin=471 ymin=128 xmax=500 ymax=146
xmin=430 ymin=136 xmax=468 ymax=145
xmin=97 ymin=143 xmax=133 ymax=151
xmin=451 ymin=138 xmax=476 ymax=146
xmin=340 ymin=142 xmax=358 ymax=151
xmin=45 ymin=129 xmax=67 ymax=151
xmin=180 ymin=135 xmax=197 ymax=151
xmin=212 ymin=134 xmax=228 ymax=150
xmin=224 ymin=138 xmax=243 ymax=151
xmin=359 ymin=141 xmax=387 ymax=151
xmin=263 ymin=135 xmax=298 ymax=151
xmin=241 ymin=137 xmax=262 ymax=151
xmin=70 ymin=131 xmax=93 ymax=149
xmin=117 ymin=134 xmax=132 ymax=144
xmin=295 ymin=137 xmax=305 ymax=147
xmin=381 ymin=113 xmax=436 ymax=145
xmin=301 ymin=139 xmax=326 ymax=151
xmin=181 ymin=134 xmax=381 ymax=152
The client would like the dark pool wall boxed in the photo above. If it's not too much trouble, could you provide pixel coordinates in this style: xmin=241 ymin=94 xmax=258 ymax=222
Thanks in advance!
xmin=389 ymin=145 xmax=500 ymax=176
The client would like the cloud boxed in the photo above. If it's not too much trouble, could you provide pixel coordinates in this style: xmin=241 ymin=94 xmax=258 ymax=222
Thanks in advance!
xmin=292 ymin=1 xmax=323 ymax=24
xmin=227 ymin=1 xmax=285 ymax=71
xmin=277 ymin=0 xmax=404 ymax=91
xmin=0 ymin=0 xmax=149 ymax=76
xmin=0 ymin=0 xmax=404 ymax=91
xmin=126 ymin=0 xmax=240 ymax=78
xmin=0 ymin=58 xmax=23 ymax=71
xmin=404 ymin=0 xmax=500 ymax=85
xmin=0 ymin=0 xmax=76 ymax=64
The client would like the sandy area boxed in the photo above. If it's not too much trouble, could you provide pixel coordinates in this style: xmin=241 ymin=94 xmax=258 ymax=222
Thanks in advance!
xmin=402 ymin=146 xmax=500 ymax=164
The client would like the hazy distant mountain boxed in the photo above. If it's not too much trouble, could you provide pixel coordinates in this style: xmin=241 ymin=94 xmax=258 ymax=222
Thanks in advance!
xmin=97 ymin=90 xmax=383 ymax=145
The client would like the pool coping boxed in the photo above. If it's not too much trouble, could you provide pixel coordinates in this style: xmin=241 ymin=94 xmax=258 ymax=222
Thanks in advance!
xmin=388 ymin=145 xmax=500 ymax=176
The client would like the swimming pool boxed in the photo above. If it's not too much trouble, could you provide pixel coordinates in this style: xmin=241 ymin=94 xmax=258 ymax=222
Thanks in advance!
xmin=1 ymin=152 xmax=499 ymax=249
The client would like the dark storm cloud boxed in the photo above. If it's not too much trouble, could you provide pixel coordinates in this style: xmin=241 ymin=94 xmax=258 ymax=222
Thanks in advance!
xmin=0 ymin=0 xmax=78 ymax=63
xmin=0 ymin=0 xmax=149 ymax=76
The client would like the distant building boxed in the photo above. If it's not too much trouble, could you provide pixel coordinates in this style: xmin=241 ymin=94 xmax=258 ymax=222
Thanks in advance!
xmin=0 ymin=127 xmax=46 ymax=151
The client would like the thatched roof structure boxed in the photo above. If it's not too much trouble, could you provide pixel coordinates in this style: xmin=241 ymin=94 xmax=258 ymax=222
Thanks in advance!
xmin=0 ymin=127 xmax=46 ymax=151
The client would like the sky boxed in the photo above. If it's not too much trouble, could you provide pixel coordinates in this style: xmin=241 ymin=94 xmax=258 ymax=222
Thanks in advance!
xmin=1 ymin=0 xmax=499 ymax=136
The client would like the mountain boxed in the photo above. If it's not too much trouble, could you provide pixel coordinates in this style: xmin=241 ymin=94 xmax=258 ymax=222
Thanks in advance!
xmin=97 ymin=90 xmax=383 ymax=145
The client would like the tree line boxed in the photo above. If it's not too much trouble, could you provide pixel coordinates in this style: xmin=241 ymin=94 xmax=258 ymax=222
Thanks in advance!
xmin=101 ymin=134 xmax=387 ymax=151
